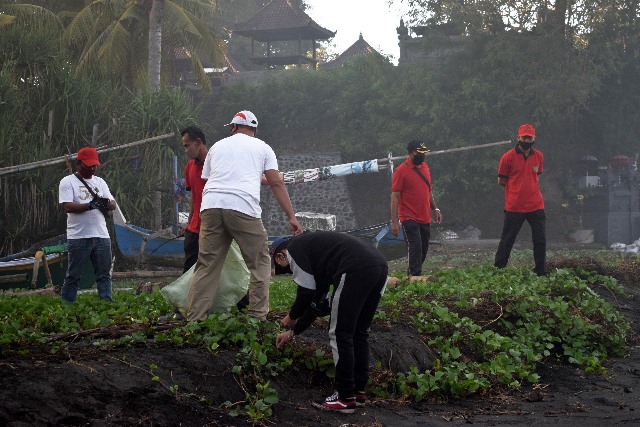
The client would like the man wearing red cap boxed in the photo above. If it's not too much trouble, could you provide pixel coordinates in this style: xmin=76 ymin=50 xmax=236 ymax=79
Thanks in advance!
xmin=494 ymin=124 xmax=547 ymax=276
xmin=58 ymin=147 xmax=116 ymax=302
xmin=187 ymin=110 xmax=302 ymax=322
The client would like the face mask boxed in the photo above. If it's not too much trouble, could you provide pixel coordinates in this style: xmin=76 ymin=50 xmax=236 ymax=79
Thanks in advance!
xmin=412 ymin=153 xmax=425 ymax=165
xmin=518 ymin=141 xmax=534 ymax=151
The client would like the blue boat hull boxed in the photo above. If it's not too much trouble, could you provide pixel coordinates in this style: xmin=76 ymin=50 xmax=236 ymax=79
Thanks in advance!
xmin=113 ymin=207 xmax=407 ymax=265
xmin=114 ymin=223 xmax=185 ymax=267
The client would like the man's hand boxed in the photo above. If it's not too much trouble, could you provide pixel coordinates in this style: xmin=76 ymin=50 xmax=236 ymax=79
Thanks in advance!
xmin=89 ymin=196 xmax=110 ymax=211
xmin=280 ymin=314 xmax=296 ymax=329
xmin=434 ymin=209 xmax=443 ymax=224
xmin=275 ymin=330 xmax=294 ymax=349
xmin=289 ymin=218 xmax=303 ymax=236
xmin=390 ymin=222 xmax=400 ymax=237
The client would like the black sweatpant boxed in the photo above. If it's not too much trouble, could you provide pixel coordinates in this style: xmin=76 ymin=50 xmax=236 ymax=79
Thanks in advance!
xmin=494 ymin=209 xmax=546 ymax=275
xmin=183 ymin=229 xmax=199 ymax=273
xmin=402 ymin=220 xmax=431 ymax=276
xmin=329 ymin=264 xmax=388 ymax=400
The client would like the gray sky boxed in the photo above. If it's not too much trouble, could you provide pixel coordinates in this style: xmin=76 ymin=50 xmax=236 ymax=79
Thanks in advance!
xmin=304 ymin=0 xmax=410 ymax=63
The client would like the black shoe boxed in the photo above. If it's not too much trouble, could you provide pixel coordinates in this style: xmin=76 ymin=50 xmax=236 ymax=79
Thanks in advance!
xmin=236 ymin=293 xmax=249 ymax=311
xmin=159 ymin=310 xmax=184 ymax=322
xmin=311 ymin=391 xmax=356 ymax=414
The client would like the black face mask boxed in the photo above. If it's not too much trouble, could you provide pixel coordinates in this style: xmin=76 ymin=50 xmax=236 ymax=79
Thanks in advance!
xmin=412 ymin=153 xmax=425 ymax=165
xmin=518 ymin=141 xmax=534 ymax=151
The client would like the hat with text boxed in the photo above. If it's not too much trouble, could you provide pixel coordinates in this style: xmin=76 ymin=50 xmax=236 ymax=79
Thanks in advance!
xmin=226 ymin=110 xmax=258 ymax=128
xmin=407 ymin=140 xmax=429 ymax=154
xmin=76 ymin=147 xmax=101 ymax=167
xmin=518 ymin=124 xmax=536 ymax=138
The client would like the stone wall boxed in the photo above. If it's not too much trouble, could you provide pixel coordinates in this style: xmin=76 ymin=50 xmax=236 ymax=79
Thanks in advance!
xmin=260 ymin=152 xmax=358 ymax=236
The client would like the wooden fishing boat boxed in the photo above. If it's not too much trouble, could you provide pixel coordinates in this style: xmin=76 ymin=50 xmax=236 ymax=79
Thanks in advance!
xmin=113 ymin=205 xmax=409 ymax=264
xmin=113 ymin=207 xmax=185 ymax=267
xmin=0 ymin=236 xmax=96 ymax=291
xmin=344 ymin=222 xmax=407 ymax=260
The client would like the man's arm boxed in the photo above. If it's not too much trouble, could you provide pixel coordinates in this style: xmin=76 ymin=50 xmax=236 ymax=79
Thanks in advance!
xmin=62 ymin=202 xmax=92 ymax=214
xmin=498 ymin=177 xmax=507 ymax=187
xmin=430 ymin=194 xmax=442 ymax=224
xmin=277 ymin=289 xmax=326 ymax=349
xmin=390 ymin=191 xmax=400 ymax=236
xmin=264 ymin=169 xmax=302 ymax=235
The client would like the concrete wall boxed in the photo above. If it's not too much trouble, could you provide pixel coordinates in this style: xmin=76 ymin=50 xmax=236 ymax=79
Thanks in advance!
xmin=260 ymin=152 xmax=358 ymax=236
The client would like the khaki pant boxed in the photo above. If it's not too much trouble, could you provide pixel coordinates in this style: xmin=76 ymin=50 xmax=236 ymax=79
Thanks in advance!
xmin=187 ymin=208 xmax=271 ymax=321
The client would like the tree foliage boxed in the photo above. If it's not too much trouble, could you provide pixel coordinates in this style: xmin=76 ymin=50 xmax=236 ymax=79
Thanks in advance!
xmin=0 ymin=1 xmax=199 ymax=253
xmin=63 ymin=0 xmax=225 ymax=89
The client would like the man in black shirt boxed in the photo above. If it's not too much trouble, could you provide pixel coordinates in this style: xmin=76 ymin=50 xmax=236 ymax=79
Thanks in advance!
xmin=271 ymin=231 xmax=388 ymax=414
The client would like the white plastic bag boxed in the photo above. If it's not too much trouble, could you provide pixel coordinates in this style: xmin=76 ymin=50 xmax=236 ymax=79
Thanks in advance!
xmin=160 ymin=241 xmax=250 ymax=315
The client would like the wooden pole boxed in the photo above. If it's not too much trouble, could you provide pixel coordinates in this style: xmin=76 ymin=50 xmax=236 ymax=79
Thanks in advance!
xmin=384 ymin=140 xmax=512 ymax=164
xmin=0 ymin=133 xmax=175 ymax=176
xmin=91 ymin=124 xmax=99 ymax=147
xmin=47 ymin=110 xmax=54 ymax=144
xmin=112 ymin=270 xmax=181 ymax=279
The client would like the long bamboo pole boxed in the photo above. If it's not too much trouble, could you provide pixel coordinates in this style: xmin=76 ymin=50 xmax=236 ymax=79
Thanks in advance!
xmin=278 ymin=140 xmax=513 ymax=185
xmin=382 ymin=140 xmax=512 ymax=164
xmin=0 ymin=133 xmax=175 ymax=176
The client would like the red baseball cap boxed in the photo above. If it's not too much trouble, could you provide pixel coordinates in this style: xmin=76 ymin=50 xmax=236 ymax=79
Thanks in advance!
xmin=76 ymin=147 xmax=101 ymax=167
xmin=518 ymin=124 xmax=536 ymax=138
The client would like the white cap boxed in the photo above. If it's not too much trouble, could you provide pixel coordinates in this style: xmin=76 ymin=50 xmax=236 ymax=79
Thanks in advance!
xmin=225 ymin=110 xmax=258 ymax=128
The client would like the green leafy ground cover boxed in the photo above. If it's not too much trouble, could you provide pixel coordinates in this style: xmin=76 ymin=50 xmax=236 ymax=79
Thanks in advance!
xmin=0 ymin=249 xmax=634 ymax=421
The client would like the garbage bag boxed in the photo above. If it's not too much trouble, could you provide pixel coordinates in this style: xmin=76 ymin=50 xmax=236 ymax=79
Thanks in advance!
xmin=160 ymin=241 xmax=250 ymax=316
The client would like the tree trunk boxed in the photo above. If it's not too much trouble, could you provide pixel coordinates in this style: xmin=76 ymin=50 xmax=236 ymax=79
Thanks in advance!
xmin=149 ymin=0 xmax=164 ymax=228
xmin=154 ymin=168 xmax=163 ymax=230
xmin=148 ymin=0 xmax=164 ymax=92
xmin=552 ymin=0 xmax=567 ymax=36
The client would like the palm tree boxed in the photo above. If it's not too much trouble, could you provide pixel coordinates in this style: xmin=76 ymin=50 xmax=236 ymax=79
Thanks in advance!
xmin=63 ymin=0 xmax=224 ymax=91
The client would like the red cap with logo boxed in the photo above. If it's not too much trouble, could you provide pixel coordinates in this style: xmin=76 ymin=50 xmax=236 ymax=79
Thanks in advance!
xmin=76 ymin=147 xmax=101 ymax=167
xmin=518 ymin=124 xmax=536 ymax=138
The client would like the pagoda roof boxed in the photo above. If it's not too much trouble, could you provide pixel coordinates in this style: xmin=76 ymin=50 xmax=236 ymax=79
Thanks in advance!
xmin=323 ymin=34 xmax=382 ymax=69
xmin=234 ymin=0 xmax=335 ymax=42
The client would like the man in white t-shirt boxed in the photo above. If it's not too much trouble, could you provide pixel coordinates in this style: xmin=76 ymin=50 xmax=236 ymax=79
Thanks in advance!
xmin=187 ymin=110 xmax=303 ymax=321
xmin=58 ymin=147 xmax=116 ymax=303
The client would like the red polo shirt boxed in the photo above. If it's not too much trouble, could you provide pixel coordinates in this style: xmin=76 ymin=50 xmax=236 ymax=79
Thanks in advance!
xmin=391 ymin=158 xmax=433 ymax=224
xmin=498 ymin=147 xmax=544 ymax=212
xmin=184 ymin=159 xmax=206 ymax=233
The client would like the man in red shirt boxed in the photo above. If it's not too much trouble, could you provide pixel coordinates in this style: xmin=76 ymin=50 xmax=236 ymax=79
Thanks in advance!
xmin=181 ymin=126 xmax=208 ymax=273
xmin=390 ymin=140 xmax=443 ymax=276
xmin=164 ymin=126 xmax=248 ymax=321
xmin=494 ymin=124 xmax=547 ymax=276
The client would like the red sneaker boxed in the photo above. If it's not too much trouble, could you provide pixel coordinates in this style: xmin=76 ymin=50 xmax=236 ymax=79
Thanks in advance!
xmin=355 ymin=391 xmax=367 ymax=407
xmin=311 ymin=391 xmax=356 ymax=414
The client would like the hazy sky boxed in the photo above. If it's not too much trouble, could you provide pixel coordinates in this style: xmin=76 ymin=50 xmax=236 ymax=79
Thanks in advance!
xmin=304 ymin=0 xmax=411 ymax=63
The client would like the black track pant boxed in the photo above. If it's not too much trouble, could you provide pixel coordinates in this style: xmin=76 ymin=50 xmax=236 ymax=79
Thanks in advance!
xmin=402 ymin=220 xmax=431 ymax=276
xmin=183 ymin=229 xmax=199 ymax=273
xmin=494 ymin=209 xmax=546 ymax=275
xmin=329 ymin=264 xmax=388 ymax=400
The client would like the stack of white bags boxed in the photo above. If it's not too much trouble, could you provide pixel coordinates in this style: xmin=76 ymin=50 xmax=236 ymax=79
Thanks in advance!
xmin=610 ymin=238 xmax=640 ymax=254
